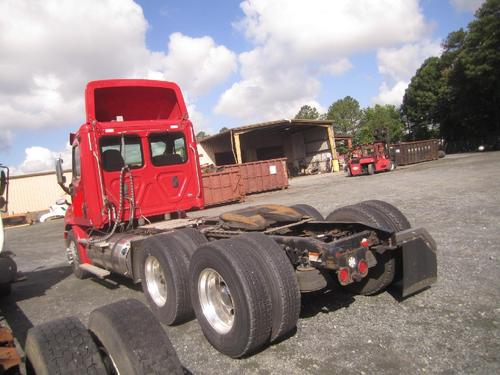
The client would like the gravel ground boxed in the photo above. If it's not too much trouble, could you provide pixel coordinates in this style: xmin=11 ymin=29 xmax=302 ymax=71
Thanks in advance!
xmin=1 ymin=151 xmax=499 ymax=374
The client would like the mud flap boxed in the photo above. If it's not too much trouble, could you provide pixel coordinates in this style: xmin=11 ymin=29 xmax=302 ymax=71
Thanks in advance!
xmin=394 ymin=228 xmax=437 ymax=297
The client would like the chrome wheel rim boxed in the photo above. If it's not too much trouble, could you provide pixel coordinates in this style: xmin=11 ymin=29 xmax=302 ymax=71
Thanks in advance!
xmin=66 ymin=241 xmax=76 ymax=264
xmin=144 ymin=256 xmax=167 ymax=307
xmin=198 ymin=268 xmax=235 ymax=334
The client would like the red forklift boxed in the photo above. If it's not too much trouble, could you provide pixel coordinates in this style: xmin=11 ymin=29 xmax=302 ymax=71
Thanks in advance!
xmin=346 ymin=141 xmax=395 ymax=176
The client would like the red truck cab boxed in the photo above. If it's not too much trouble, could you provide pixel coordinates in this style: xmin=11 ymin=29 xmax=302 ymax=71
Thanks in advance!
xmin=64 ymin=79 xmax=204 ymax=233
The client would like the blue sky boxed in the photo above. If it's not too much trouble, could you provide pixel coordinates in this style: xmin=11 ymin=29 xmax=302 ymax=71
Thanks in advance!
xmin=0 ymin=0 xmax=481 ymax=173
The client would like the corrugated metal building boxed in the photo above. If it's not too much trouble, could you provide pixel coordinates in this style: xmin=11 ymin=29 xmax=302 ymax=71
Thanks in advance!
xmin=198 ymin=119 xmax=351 ymax=175
xmin=4 ymin=171 xmax=71 ymax=216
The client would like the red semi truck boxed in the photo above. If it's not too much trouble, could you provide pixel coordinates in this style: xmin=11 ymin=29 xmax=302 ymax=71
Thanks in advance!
xmin=56 ymin=79 xmax=437 ymax=358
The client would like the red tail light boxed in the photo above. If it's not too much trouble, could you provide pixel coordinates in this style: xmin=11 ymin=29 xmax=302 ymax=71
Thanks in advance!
xmin=338 ymin=268 xmax=350 ymax=285
xmin=360 ymin=238 xmax=369 ymax=247
xmin=358 ymin=260 xmax=368 ymax=275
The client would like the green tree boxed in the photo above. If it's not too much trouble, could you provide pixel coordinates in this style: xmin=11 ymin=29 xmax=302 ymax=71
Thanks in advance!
xmin=358 ymin=105 xmax=404 ymax=144
xmin=401 ymin=57 xmax=443 ymax=140
xmin=294 ymin=105 xmax=319 ymax=119
xmin=402 ymin=0 xmax=500 ymax=148
xmin=219 ymin=127 xmax=229 ymax=133
xmin=196 ymin=131 xmax=209 ymax=141
xmin=325 ymin=96 xmax=362 ymax=136
xmin=442 ymin=0 xmax=500 ymax=142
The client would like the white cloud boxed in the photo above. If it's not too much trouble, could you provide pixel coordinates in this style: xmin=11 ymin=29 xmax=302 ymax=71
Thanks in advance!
xmin=13 ymin=145 xmax=71 ymax=175
xmin=217 ymin=0 xmax=429 ymax=122
xmin=0 ymin=130 xmax=13 ymax=152
xmin=153 ymin=33 xmax=237 ymax=97
xmin=450 ymin=0 xmax=484 ymax=12
xmin=373 ymin=39 xmax=441 ymax=105
xmin=237 ymin=0 xmax=427 ymax=58
xmin=322 ymin=58 xmax=353 ymax=76
xmin=372 ymin=81 xmax=409 ymax=106
xmin=377 ymin=41 xmax=442 ymax=82
xmin=0 ymin=0 xmax=235 ymax=162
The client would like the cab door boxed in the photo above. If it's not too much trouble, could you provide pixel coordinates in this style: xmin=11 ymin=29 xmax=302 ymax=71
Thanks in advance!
xmin=68 ymin=139 xmax=90 ymax=226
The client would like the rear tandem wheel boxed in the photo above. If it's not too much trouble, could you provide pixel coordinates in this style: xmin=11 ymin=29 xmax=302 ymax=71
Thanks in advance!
xmin=326 ymin=201 xmax=405 ymax=295
xmin=189 ymin=238 xmax=273 ymax=358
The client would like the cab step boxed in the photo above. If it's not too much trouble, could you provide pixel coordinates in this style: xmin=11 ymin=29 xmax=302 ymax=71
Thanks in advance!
xmin=79 ymin=264 xmax=110 ymax=278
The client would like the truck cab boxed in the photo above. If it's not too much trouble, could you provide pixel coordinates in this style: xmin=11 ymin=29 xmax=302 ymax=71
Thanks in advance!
xmin=63 ymin=79 xmax=204 ymax=231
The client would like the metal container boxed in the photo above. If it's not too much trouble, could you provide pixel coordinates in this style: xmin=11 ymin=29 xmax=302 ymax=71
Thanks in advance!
xmin=391 ymin=140 xmax=439 ymax=166
xmin=238 ymin=158 xmax=289 ymax=194
xmin=202 ymin=169 xmax=244 ymax=207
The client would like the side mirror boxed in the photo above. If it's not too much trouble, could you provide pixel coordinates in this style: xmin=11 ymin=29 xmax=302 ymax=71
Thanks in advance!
xmin=0 ymin=170 xmax=6 ymax=196
xmin=0 ymin=167 xmax=7 ymax=211
xmin=56 ymin=158 xmax=66 ymax=185
xmin=55 ymin=158 xmax=71 ymax=194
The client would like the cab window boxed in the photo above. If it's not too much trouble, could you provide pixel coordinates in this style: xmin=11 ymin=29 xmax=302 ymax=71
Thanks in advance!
xmin=100 ymin=136 xmax=143 ymax=171
xmin=149 ymin=132 xmax=187 ymax=166
xmin=72 ymin=144 xmax=81 ymax=178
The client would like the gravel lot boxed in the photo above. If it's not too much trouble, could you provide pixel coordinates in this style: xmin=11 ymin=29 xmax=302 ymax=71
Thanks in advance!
xmin=1 ymin=151 xmax=499 ymax=374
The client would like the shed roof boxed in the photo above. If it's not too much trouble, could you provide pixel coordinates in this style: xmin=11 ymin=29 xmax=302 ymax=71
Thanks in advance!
xmin=199 ymin=119 xmax=350 ymax=144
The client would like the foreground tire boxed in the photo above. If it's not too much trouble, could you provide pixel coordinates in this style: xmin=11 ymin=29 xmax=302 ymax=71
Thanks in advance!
xmin=234 ymin=233 xmax=300 ymax=342
xmin=66 ymin=230 xmax=89 ymax=279
xmin=0 ymin=256 xmax=16 ymax=297
xmin=88 ymin=299 xmax=184 ymax=375
xmin=0 ymin=282 xmax=11 ymax=297
xmin=190 ymin=239 xmax=272 ymax=358
xmin=290 ymin=204 xmax=324 ymax=220
xmin=25 ymin=317 xmax=106 ymax=375
xmin=326 ymin=204 xmax=396 ymax=295
xmin=139 ymin=235 xmax=192 ymax=325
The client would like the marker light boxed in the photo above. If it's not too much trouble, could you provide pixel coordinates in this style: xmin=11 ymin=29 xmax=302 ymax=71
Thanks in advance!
xmin=360 ymin=238 xmax=369 ymax=247
xmin=358 ymin=260 xmax=368 ymax=275
xmin=338 ymin=268 xmax=350 ymax=284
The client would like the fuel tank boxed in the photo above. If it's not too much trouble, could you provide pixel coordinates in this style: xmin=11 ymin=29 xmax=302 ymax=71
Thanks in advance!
xmin=87 ymin=233 xmax=145 ymax=278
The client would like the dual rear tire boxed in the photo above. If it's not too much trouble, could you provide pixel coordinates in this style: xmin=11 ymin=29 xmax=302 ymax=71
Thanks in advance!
xmin=326 ymin=200 xmax=411 ymax=295
xmin=139 ymin=230 xmax=208 ymax=325
xmin=189 ymin=233 xmax=300 ymax=358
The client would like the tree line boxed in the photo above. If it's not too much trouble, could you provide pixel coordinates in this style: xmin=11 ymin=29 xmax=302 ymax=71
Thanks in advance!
xmin=294 ymin=100 xmax=403 ymax=146
xmin=296 ymin=0 xmax=499 ymax=151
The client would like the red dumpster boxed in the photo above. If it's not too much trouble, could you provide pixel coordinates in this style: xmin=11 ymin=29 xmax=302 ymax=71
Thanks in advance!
xmin=238 ymin=158 xmax=288 ymax=194
xmin=202 ymin=169 xmax=244 ymax=207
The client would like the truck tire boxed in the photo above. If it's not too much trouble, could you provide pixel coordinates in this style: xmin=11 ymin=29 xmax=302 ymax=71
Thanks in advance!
xmin=168 ymin=228 xmax=208 ymax=259
xmin=389 ymin=161 xmax=396 ymax=171
xmin=290 ymin=204 xmax=324 ymax=220
xmin=139 ymin=235 xmax=192 ymax=325
xmin=25 ymin=317 xmax=106 ymax=375
xmin=358 ymin=200 xmax=411 ymax=283
xmin=190 ymin=239 xmax=272 ymax=358
xmin=66 ymin=230 xmax=89 ymax=279
xmin=0 ymin=282 xmax=11 ymax=297
xmin=0 ymin=256 xmax=16 ymax=297
xmin=326 ymin=204 xmax=395 ymax=295
xmin=233 ymin=233 xmax=300 ymax=343
xmin=358 ymin=200 xmax=411 ymax=231
xmin=367 ymin=164 xmax=375 ymax=175
xmin=88 ymin=299 xmax=184 ymax=375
